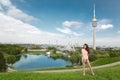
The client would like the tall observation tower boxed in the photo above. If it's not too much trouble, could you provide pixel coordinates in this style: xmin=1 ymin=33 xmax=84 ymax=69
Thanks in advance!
xmin=92 ymin=4 xmax=97 ymax=50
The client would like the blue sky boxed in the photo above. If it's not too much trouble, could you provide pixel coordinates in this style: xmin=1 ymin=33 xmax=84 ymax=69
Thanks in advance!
xmin=0 ymin=0 xmax=120 ymax=47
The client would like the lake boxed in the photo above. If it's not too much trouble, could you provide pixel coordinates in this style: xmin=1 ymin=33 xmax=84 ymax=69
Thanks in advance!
xmin=13 ymin=54 xmax=72 ymax=70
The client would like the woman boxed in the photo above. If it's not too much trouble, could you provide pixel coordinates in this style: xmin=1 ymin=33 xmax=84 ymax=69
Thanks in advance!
xmin=81 ymin=44 xmax=94 ymax=75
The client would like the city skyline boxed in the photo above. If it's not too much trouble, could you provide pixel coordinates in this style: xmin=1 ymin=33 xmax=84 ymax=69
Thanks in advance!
xmin=0 ymin=0 xmax=120 ymax=47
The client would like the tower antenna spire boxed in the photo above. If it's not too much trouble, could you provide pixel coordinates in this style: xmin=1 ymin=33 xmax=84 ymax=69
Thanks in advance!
xmin=93 ymin=3 xmax=96 ymax=18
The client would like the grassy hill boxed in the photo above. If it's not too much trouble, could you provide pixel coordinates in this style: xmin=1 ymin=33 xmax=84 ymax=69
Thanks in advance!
xmin=0 ymin=64 xmax=120 ymax=80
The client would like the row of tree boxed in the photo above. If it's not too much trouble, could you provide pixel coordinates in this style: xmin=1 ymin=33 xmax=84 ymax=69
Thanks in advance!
xmin=47 ymin=46 xmax=57 ymax=53
xmin=0 ymin=44 xmax=24 ymax=72
xmin=0 ymin=44 xmax=24 ymax=55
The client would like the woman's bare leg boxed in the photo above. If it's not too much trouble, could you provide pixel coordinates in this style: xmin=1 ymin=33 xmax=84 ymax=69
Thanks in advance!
xmin=82 ymin=60 xmax=85 ymax=75
xmin=87 ymin=60 xmax=94 ymax=75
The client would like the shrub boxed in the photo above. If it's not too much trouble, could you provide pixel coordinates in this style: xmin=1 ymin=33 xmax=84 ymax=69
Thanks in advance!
xmin=109 ymin=50 xmax=120 ymax=57
xmin=109 ymin=52 xmax=120 ymax=57
xmin=89 ymin=54 xmax=97 ymax=62
xmin=0 ymin=52 xmax=7 ymax=72
xmin=91 ymin=50 xmax=110 ymax=58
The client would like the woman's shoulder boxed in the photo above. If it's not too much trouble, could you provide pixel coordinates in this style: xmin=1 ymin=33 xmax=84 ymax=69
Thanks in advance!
xmin=81 ymin=48 xmax=85 ymax=51
xmin=81 ymin=48 xmax=85 ymax=50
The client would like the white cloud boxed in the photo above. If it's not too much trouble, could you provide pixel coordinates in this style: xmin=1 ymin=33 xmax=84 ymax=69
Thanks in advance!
xmin=0 ymin=0 xmax=12 ymax=7
xmin=7 ymin=6 xmax=38 ymax=22
xmin=0 ymin=13 xmax=119 ymax=47
xmin=56 ymin=27 xmax=83 ymax=37
xmin=0 ymin=4 xmax=3 ymax=10
xmin=56 ymin=20 xmax=84 ymax=37
xmin=118 ymin=30 xmax=120 ymax=33
xmin=72 ymin=32 xmax=83 ymax=37
xmin=62 ymin=21 xmax=83 ymax=28
xmin=0 ymin=0 xmax=119 ymax=47
xmin=98 ymin=19 xmax=110 ymax=24
xmin=97 ymin=19 xmax=114 ymax=30
xmin=96 ymin=37 xmax=120 ymax=47
xmin=56 ymin=27 xmax=71 ymax=34
xmin=100 ymin=24 xmax=113 ymax=30
xmin=0 ymin=0 xmax=38 ymax=22
xmin=0 ymin=0 xmax=67 ymax=45
xmin=0 ymin=12 xmax=65 ymax=44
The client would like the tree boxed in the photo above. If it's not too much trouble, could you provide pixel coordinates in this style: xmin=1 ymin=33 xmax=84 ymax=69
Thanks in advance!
xmin=6 ymin=55 xmax=16 ymax=65
xmin=47 ymin=46 xmax=57 ymax=53
xmin=24 ymin=48 xmax=28 ymax=52
xmin=0 ymin=44 xmax=24 ymax=55
xmin=0 ymin=52 xmax=7 ymax=72
xmin=69 ymin=51 xmax=81 ymax=66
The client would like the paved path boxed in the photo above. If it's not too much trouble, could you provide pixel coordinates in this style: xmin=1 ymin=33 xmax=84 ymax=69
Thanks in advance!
xmin=34 ymin=61 xmax=120 ymax=73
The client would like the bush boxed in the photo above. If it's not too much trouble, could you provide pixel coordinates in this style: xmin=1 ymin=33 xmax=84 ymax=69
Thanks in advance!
xmin=0 ymin=52 xmax=7 ymax=72
xmin=89 ymin=54 xmax=97 ymax=62
xmin=91 ymin=50 xmax=110 ymax=58
xmin=109 ymin=50 xmax=120 ymax=57
xmin=91 ymin=57 xmax=120 ymax=66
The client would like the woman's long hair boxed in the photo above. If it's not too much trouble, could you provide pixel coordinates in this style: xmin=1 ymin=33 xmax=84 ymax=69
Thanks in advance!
xmin=84 ymin=44 xmax=90 ymax=54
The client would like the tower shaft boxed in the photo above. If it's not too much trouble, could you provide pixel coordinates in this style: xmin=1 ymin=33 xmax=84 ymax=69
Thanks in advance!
xmin=93 ymin=27 xmax=96 ymax=50
xmin=92 ymin=3 xmax=97 ymax=50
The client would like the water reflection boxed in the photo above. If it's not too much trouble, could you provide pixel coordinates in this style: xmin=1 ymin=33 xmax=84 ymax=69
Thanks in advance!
xmin=13 ymin=54 xmax=71 ymax=70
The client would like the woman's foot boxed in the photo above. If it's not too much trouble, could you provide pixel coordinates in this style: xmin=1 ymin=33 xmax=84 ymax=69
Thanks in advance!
xmin=83 ymin=73 xmax=85 ymax=76
xmin=91 ymin=72 xmax=94 ymax=76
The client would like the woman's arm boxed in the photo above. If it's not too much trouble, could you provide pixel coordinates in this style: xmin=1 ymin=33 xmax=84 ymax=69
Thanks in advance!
xmin=81 ymin=49 xmax=84 ymax=56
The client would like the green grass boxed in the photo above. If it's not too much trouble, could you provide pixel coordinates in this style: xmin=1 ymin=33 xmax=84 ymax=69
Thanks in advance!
xmin=50 ymin=53 xmax=65 ymax=58
xmin=0 ymin=65 xmax=120 ymax=80
xmin=34 ymin=66 xmax=78 ymax=71
xmin=91 ymin=57 xmax=120 ymax=66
